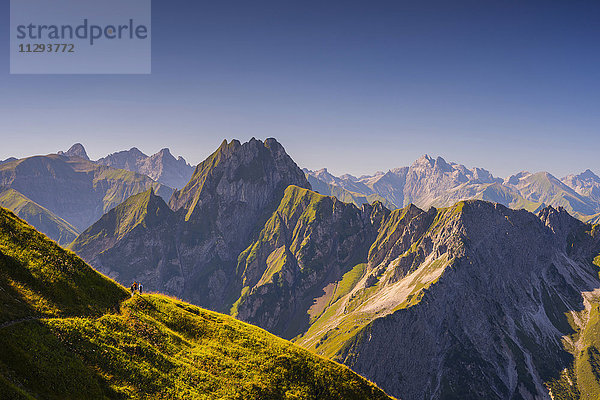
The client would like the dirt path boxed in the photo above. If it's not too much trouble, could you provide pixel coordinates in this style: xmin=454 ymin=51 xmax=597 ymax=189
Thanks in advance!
xmin=0 ymin=317 xmax=41 ymax=330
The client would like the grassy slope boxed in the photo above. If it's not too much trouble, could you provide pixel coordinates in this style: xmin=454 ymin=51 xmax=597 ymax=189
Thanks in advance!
xmin=0 ymin=189 xmax=79 ymax=245
xmin=92 ymin=166 xmax=172 ymax=213
xmin=0 ymin=207 xmax=392 ymax=400
xmin=70 ymin=188 xmax=172 ymax=251
xmin=474 ymin=182 xmax=542 ymax=212
xmin=569 ymin=228 xmax=600 ymax=400
xmin=233 ymin=185 xmax=374 ymax=339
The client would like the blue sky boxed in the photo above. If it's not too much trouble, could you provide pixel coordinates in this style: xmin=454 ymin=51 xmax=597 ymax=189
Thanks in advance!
xmin=1 ymin=0 xmax=599 ymax=178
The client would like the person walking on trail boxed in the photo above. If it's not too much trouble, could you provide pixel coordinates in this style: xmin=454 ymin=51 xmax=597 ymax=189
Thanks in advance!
xmin=131 ymin=282 xmax=138 ymax=296
xmin=139 ymin=283 xmax=143 ymax=294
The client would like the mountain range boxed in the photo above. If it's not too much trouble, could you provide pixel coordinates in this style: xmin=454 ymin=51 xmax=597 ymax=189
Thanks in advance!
xmin=305 ymin=155 xmax=600 ymax=221
xmin=0 ymin=143 xmax=195 ymax=245
xmin=0 ymin=151 xmax=172 ymax=245
xmin=96 ymin=146 xmax=194 ymax=189
xmin=69 ymin=138 xmax=600 ymax=399
xmin=0 ymin=206 xmax=392 ymax=399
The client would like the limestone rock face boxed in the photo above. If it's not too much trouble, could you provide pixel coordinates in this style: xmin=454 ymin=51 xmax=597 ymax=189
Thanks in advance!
xmin=97 ymin=147 xmax=194 ymax=189
xmin=562 ymin=169 xmax=600 ymax=207
xmin=58 ymin=143 xmax=90 ymax=160
xmin=402 ymin=155 xmax=501 ymax=208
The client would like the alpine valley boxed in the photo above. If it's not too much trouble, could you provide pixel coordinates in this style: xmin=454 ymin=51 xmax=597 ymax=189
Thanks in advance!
xmin=60 ymin=138 xmax=600 ymax=400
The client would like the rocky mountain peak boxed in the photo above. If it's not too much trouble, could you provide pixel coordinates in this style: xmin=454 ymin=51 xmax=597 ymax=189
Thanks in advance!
xmin=59 ymin=143 xmax=90 ymax=160
xmin=169 ymin=138 xmax=309 ymax=216
xmin=96 ymin=146 xmax=193 ymax=189
xmin=413 ymin=154 xmax=434 ymax=168
xmin=577 ymin=169 xmax=600 ymax=182
xmin=128 ymin=147 xmax=147 ymax=158
xmin=504 ymin=171 xmax=530 ymax=185
xmin=0 ymin=157 xmax=17 ymax=165
xmin=538 ymin=204 xmax=584 ymax=240
xmin=433 ymin=156 xmax=452 ymax=172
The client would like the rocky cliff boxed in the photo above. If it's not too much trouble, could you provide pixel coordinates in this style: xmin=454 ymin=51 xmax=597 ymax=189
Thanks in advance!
xmin=58 ymin=143 xmax=90 ymax=160
xmin=96 ymin=146 xmax=194 ymax=189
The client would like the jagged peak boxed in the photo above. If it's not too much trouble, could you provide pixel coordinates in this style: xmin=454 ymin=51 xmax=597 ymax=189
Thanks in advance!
xmin=412 ymin=154 xmax=456 ymax=172
xmin=433 ymin=156 xmax=452 ymax=172
xmin=264 ymin=137 xmax=283 ymax=150
xmin=59 ymin=143 xmax=90 ymax=160
xmin=412 ymin=154 xmax=435 ymax=168
xmin=538 ymin=204 xmax=583 ymax=238
xmin=575 ymin=169 xmax=600 ymax=182
xmin=505 ymin=171 xmax=531 ymax=185
xmin=406 ymin=203 xmax=424 ymax=213
xmin=339 ymin=173 xmax=358 ymax=181
xmin=169 ymin=138 xmax=310 ymax=216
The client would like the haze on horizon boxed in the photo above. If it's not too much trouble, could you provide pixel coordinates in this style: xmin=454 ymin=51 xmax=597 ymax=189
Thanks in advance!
xmin=0 ymin=1 xmax=598 ymax=179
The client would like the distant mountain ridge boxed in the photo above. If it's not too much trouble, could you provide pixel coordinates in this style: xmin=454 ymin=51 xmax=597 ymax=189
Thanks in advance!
xmin=0 ymin=188 xmax=79 ymax=244
xmin=96 ymin=146 xmax=194 ymax=189
xmin=0 ymin=152 xmax=172 ymax=244
xmin=0 ymin=142 xmax=195 ymax=244
xmin=306 ymin=155 xmax=600 ymax=219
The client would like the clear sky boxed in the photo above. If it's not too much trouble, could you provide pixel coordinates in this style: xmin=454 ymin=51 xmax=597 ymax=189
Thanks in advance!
xmin=1 ymin=0 xmax=599 ymax=178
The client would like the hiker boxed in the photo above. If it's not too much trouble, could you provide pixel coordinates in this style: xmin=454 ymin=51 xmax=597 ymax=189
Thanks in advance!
xmin=130 ymin=282 xmax=135 ymax=297
xmin=139 ymin=283 xmax=143 ymax=294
